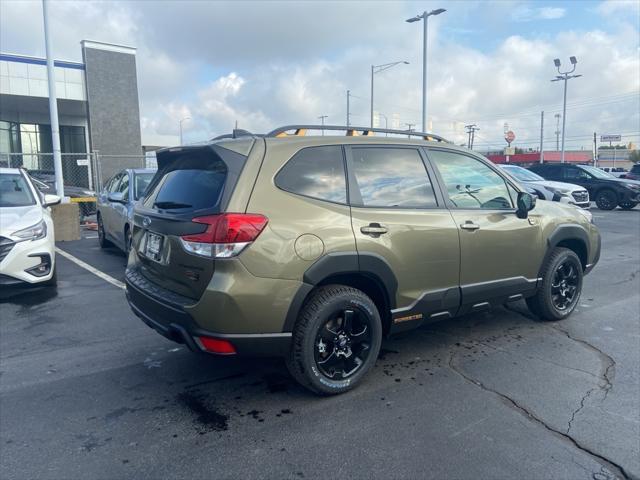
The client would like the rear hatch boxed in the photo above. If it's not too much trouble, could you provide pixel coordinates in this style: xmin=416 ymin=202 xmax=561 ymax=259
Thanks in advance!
xmin=131 ymin=142 xmax=252 ymax=300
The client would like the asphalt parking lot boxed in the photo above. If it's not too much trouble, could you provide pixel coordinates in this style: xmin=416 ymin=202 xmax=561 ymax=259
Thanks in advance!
xmin=1 ymin=209 xmax=639 ymax=480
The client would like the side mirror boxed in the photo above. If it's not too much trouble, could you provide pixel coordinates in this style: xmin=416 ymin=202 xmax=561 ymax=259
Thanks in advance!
xmin=108 ymin=192 xmax=125 ymax=203
xmin=43 ymin=194 xmax=61 ymax=207
xmin=516 ymin=191 xmax=536 ymax=219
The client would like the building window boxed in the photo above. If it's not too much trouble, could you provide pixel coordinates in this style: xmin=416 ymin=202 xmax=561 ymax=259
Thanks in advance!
xmin=0 ymin=121 xmax=86 ymax=173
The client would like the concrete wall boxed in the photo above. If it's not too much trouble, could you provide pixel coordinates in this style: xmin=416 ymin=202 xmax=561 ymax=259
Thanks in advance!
xmin=82 ymin=41 xmax=142 ymax=181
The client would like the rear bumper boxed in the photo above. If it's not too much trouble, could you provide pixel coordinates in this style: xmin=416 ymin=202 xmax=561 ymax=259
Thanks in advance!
xmin=125 ymin=269 xmax=291 ymax=357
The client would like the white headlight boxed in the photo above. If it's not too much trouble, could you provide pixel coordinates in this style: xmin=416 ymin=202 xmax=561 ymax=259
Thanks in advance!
xmin=12 ymin=220 xmax=47 ymax=241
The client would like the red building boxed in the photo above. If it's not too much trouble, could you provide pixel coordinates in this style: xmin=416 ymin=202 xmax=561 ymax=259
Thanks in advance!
xmin=486 ymin=151 xmax=593 ymax=165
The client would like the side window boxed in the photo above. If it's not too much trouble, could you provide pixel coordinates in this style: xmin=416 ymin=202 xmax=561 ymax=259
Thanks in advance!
xmin=563 ymin=168 xmax=590 ymax=180
xmin=275 ymin=146 xmax=347 ymax=204
xmin=429 ymin=150 xmax=513 ymax=209
xmin=349 ymin=147 xmax=437 ymax=208
xmin=117 ymin=173 xmax=130 ymax=200
xmin=107 ymin=173 xmax=122 ymax=193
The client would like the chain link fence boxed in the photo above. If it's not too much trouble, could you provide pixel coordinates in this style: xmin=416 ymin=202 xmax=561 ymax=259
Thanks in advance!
xmin=0 ymin=151 xmax=148 ymax=221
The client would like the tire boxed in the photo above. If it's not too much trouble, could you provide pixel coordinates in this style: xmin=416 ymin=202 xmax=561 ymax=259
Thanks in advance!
xmin=595 ymin=189 xmax=617 ymax=210
xmin=619 ymin=201 xmax=638 ymax=210
xmin=97 ymin=214 xmax=112 ymax=248
xmin=286 ymin=285 xmax=382 ymax=395
xmin=526 ymin=247 xmax=583 ymax=321
xmin=124 ymin=226 xmax=132 ymax=254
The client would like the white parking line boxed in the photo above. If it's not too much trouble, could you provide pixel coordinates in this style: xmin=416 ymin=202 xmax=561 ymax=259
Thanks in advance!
xmin=55 ymin=247 xmax=125 ymax=290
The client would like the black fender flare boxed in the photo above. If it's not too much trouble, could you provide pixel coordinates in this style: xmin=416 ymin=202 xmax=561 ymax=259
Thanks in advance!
xmin=282 ymin=251 xmax=398 ymax=332
xmin=542 ymin=224 xmax=590 ymax=271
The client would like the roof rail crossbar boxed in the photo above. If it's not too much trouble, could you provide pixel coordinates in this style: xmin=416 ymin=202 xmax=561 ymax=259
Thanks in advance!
xmin=266 ymin=125 xmax=449 ymax=142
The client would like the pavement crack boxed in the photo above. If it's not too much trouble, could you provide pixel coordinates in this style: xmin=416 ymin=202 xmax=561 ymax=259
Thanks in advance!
xmin=447 ymin=346 xmax=631 ymax=480
xmin=548 ymin=325 xmax=615 ymax=401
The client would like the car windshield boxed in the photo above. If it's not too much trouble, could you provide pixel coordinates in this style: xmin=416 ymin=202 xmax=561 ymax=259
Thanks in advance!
xmin=580 ymin=165 xmax=614 ymax=179
xmin=502 ymin=166 xmax=544 ymax=182
xmin=134 ymin=173 xmax=155 ymax=200
xmin=0 ymin=173 xmax=36 ymax=207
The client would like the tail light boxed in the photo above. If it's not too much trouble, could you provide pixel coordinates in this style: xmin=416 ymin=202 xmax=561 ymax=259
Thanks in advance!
xmin=196 ymin=336 xmax=236 ymax=354
xmin=180 ymin=213 xmax=268 ymax=258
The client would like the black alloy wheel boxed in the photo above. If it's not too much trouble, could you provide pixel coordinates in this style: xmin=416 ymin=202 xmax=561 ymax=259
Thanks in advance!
xmin=550 ymin=260 xmax=579 ymax=311
xmin=314 ymin=308 xmax=372 ymax=380
xmin=595 ymin=189 xmax=617 ymax=210
xmin=526 ymin=247 xmax=583 ymax=321
xmin=619 ymin=201 xmax=638 ymax=210
xmin=286 ymin=285 xmax=382 ymax=395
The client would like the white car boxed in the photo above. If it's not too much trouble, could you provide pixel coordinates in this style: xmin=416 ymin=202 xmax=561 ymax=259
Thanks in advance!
xmin=0 ymin=168 xmax=60 ymax=287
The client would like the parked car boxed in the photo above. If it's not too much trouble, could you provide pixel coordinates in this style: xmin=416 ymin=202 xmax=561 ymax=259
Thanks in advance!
xmin=125 ymin=125 xmax=600 ymax=395
xmin=27 ymin=170 xmax=96 ymax=218
xmin=0 ymin=168 xmax=60 ymax=287
xmin=499 ymin=164 xmax=590 ymax=209
xmin=97 ymin=168 xmax=156 ymax=253
xmin=622 ymin=164 xmax=640 ymax=181
xmin=599 ymin=167 xmax=628 ymax=178
xmin=529 ymin=163 xmax=640 ymax=210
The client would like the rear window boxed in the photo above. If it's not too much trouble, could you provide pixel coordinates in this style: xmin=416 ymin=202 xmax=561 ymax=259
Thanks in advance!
xmin=143 ymin=146 xmax=246 ymax=213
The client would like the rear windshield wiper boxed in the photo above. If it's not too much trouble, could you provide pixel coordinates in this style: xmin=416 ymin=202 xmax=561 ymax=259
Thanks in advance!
xmin=153 ymin=201 xmax=193 ymax=209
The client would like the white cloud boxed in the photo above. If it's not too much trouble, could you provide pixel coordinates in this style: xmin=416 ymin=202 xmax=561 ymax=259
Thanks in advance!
xmin=1 ymin=1 xmax=638 ymax=150
xmin=512 ymin=5 xmax=566 ymax=22
xmin=538 ymin=7 xmax=566 ymax=19
xmin=596 ymin=0 xmax=640 ymax=16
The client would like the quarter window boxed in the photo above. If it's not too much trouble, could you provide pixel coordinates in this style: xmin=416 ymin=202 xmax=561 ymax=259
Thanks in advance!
xmin=117 ymin=173 xmax=130 ymax=200
xmin=275 ymin=146 xmax=347 ymax=204
xmin=429 ymin=150 xmax=513 ymax=209
xmin=350 ymin=147 xmax=437 ymax=208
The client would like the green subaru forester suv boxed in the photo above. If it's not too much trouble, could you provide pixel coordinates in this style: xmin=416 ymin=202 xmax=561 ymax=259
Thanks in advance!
xmin=125 ymin=125 xmax=600 ymax=395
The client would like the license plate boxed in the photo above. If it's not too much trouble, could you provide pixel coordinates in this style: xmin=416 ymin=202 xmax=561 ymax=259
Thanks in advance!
xmin=145 ymin=232 xmax=163 ymax=259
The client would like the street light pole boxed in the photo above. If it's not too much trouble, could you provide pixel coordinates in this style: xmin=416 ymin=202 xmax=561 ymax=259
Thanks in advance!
xmin=406 ymin=8 xmax=446 ymax=133
xmin=179 ymin=117 xmax=191 ymax=146
xmin=318 ymin=115 xmax=328 ymax=135
xmin=551 ymin=57 xmax=581 ymax=163
xmin=370 ymin=61 xmax=409 ymax=128
xmin=379 ymin=113 xmax=389 ymax=135
xmin=42 ymin=0 xmax=64 ymax=199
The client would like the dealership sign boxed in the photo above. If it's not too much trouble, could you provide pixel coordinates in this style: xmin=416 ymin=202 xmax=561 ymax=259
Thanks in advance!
xmin=600 ymin=134 xmax=621 ymax=142
xmin=505 ymin=131 xmax=516 ymax=144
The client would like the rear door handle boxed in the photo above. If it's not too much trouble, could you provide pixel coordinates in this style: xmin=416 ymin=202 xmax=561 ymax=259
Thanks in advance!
xmin=360 ymin=223 xmax=388 ymax=235
xmin=460 ymin=221 xmax=480 ymax=231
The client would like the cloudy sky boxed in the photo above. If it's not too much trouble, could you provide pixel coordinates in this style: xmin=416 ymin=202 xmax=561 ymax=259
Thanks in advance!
xmin=1 ymin=0 xmax=638 ymax=151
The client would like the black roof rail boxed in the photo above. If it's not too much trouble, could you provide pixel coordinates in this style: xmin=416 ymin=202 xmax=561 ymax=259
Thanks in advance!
xmin=266 ymin=124 xmax=450 ymax=143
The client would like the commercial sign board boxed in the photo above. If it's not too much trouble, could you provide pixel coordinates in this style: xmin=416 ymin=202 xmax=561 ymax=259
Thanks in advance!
xmin=600 ymin=134 xmax=621 ymax=142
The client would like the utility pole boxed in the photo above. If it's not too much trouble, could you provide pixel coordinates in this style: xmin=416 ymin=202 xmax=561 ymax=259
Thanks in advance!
xmin=318 ymin=115 xmax=328 ymax=135
xmin=346 ymin=90 xmax=351 ymax=126
xmin=593 ymin=132 xmax=597 ymax=167
xmin=551 ymin=57 xmax=582 ymax=163
xmin=42 ymin=0 xmax=64 ymax=199
xmin=554 ymin=113 xmax=561 ymax=150
xmin=370 ymin=61 xmax=409 ymax=128
xmin=405 ymin=123 xmax=415 ymax=138
xmin=465 ymin=124 xmax=479 ymax=150
xmin=539 ymin=111 xmax=544 ymax=164
xmin=179 ymin=117 xmax=191 ymax=145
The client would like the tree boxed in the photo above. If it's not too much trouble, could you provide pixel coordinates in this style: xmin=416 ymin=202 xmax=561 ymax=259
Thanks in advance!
xmin=629 ymin=150 xmax=640 ymax=164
